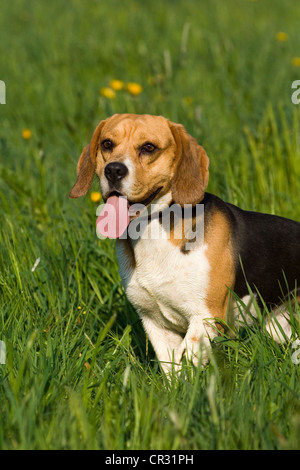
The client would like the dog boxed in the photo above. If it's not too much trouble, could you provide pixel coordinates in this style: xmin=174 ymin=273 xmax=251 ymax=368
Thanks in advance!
xmin=70 ymin=113 xmax=300 ymax=373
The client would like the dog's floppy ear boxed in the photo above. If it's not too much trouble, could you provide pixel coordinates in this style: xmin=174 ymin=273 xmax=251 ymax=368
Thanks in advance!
xmin=69 ymin=120 xmax=106 ymax=198
xmin=169 ymin=122 xmax=209 ymax=206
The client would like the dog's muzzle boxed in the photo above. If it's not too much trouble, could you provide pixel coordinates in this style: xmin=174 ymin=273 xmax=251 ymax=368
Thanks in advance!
xmin=104 ymin=162 xmax=128 ymax=185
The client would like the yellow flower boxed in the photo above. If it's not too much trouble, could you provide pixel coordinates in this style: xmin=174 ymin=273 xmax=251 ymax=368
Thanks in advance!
xmin=90 ymin=191 xmax=102 ymax=203
xmin=100 ymin=87 xmax=116 ymax=99
xmin=126 ymin=82 xmax=143 ymax=96
xmin=22 ymin=129 xmax=32 ymax=140
xmin=276 ymin=32 xmax=288 ymax=42
xmin=292 ymin=57 xmax=300 ymax=67
xmin=110 ymin=79 xmax=124 ymax=91
xmin=183 ymin=96 xmax=193 ymax=106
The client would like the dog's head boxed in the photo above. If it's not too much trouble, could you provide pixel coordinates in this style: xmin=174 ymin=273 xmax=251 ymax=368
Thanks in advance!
xmin=69 ymin=114 xmax=209 ymax=209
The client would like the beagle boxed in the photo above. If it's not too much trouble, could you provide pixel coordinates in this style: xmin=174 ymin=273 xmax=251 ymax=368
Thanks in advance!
xmin=70 ymin=113 xmax=300 ymax=373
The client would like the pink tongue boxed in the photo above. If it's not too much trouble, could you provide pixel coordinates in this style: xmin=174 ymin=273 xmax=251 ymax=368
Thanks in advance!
xmin=96 ymin=196 xmax=130 ymax=239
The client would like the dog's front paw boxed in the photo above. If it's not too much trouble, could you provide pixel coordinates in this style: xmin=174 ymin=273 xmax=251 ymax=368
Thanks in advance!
xmin=175 ymin=336 xmax=210 ymax=369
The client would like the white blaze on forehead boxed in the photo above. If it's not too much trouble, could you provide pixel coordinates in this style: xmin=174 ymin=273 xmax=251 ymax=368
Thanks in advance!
xmin=102 ymin=116 xmax=173 ymax=151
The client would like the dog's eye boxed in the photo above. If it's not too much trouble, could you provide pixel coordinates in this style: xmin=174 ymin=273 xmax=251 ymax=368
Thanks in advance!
xmin=101 ymin=139 xmax=114 ymax=151
xmin=140 ymin=142 xmax=157 ymax=154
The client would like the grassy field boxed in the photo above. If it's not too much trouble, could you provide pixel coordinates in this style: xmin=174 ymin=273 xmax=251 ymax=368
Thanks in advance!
xmin=1 ymin=0 xmax=300 ymax=450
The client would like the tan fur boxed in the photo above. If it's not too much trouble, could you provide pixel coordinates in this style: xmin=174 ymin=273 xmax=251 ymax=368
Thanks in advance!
xmin=70 ymin=120 xmax=107 ymax=198
xmin=167 ymin=206 xmax=235 ymax=322
xmin=205 ymin=211 xmax=235 ymax=321
xmin=170 ymin=122 xmax=209 ymax=206
xmin=70 ymin=114 xmax=209 ymax=207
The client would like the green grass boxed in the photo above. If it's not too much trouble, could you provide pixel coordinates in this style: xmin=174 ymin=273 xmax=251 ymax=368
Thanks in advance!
xmin=1 ymin=0 xmax=300 ymax=450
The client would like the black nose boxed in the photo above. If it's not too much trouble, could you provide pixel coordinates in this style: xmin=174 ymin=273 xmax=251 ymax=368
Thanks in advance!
xmin=104 ymin=162 xmax=128 ymax=183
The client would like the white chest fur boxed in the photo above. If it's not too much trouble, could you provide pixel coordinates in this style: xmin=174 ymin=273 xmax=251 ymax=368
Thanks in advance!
xmin=116 ymin=217 xmax=211 ymax=334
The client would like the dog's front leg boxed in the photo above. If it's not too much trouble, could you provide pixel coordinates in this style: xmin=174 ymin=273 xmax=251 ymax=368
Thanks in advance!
xmin=175 ymin=316 xmax=216 ymax=368
xmin=141 ymin=316 xmax=184 ymax=374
